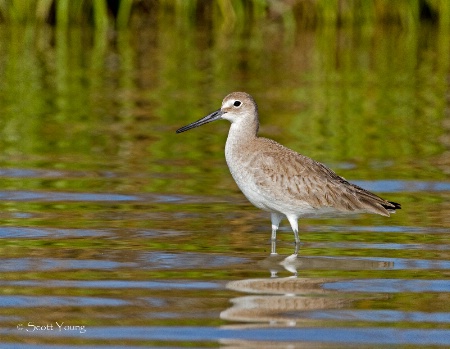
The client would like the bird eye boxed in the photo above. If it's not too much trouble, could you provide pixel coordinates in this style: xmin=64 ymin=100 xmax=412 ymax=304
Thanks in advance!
xmin=233 ymin=100 xmax=242 ymax=107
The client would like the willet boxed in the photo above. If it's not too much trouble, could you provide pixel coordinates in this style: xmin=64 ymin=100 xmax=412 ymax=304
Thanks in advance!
xmin=176 ymin=92 xmax=401 ymax=254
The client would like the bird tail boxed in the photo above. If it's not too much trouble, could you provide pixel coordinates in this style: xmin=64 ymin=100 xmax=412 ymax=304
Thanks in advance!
xmin=384 ymin=201 xmax=401 ymax=212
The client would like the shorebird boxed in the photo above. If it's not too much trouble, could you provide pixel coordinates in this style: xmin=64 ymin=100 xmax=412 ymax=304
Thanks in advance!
xmin=176 ymin=92 xmax=401 ymax=254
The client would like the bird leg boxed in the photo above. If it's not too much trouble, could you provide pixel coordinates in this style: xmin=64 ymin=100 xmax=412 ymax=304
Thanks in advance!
xmin=270 ymin=212 xmax=284 ymax=240
xmin=270 ymin=212 xmax=284 ymax=255
xmin=287 ymin=215 xmax=300 ymax=255
xmin=271 ymin=239 xmax=277 ymax=255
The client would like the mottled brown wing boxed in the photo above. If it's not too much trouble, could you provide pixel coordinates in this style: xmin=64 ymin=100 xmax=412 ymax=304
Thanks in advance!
xmin=250 ymin=148 xmax=395 ymax=216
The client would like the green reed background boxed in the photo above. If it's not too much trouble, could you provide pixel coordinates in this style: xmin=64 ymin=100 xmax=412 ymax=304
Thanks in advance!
xmin=1 ymin=1 xmax=448 ymax=173
xmin=0 ymin=0 xmax=449 ymax=29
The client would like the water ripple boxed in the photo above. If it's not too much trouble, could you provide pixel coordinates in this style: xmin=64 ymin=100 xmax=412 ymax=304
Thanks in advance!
xmin=2 ymin=326 xmax=448 ymax=345
xmin=353 ymin=180 xmax=450 ymax=192
xmin=324 ymin=279 xmax=450 ymax=293
xmin=0 ymin=279 xmax=223 ymax=290
xmin=301 ymin=309 xmax=450 ymax=323
xmin=0 ymin=295 xmax=127 ymax=307
xmin=0 ymin=167 xmax=448 ymax=194
xmin=0 ymin=190 xmax=216 ymax=204
xmin=0 ymin=258 xmax=135 ymax=272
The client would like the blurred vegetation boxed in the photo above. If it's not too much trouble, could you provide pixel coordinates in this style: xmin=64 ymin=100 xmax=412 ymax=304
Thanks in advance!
xmin=0 ymin=1 xmax=448 ymax=184
xmin=0 ymin=0 xmax=448 ymax=195
xmin=0 ymin=0 xmax=448 ymax=29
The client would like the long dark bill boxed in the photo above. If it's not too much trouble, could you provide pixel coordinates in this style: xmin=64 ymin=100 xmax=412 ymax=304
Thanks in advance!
xmin=176 ymin=110 xmax=225 ymax=134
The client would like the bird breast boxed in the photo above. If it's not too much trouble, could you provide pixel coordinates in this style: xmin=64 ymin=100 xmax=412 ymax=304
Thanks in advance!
xmin=224 ymin=136 xmax=317 ymax=215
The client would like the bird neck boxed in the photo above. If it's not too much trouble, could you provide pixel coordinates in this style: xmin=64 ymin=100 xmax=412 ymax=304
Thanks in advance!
xmin=228 ymin=115 xmax=259 ymax=141
xmin=225 ymin=117 xmax=259 ymax=166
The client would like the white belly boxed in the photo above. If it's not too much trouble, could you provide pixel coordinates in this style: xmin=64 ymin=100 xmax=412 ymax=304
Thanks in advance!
xmin=225 ymin=151 xmax=315 ymax=217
